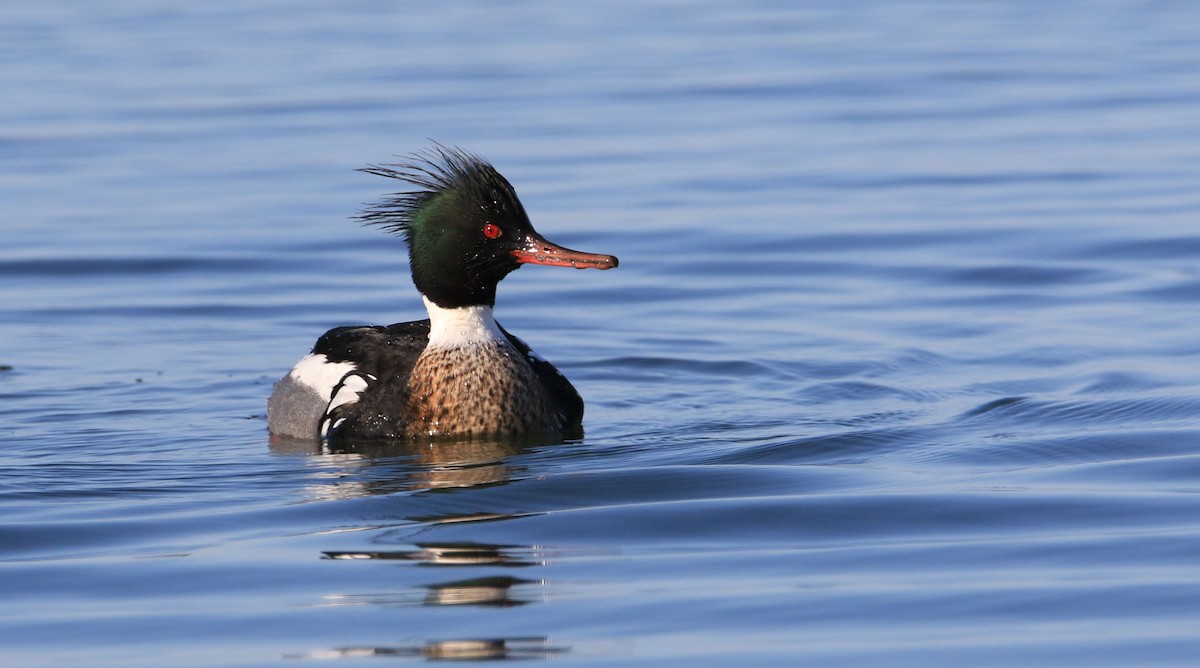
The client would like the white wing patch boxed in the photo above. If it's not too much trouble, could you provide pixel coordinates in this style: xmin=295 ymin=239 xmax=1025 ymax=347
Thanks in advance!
xmin=316 ymin=370 xmax=376 ymax=439
xmin=289 ymin=353 xmax=359 ymax=403
xmin=328 ymin=372 xmax=370 ymax=411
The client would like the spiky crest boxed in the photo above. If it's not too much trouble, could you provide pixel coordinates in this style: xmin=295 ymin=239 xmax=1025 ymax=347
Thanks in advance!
xmin=357 ymin=144 xmax=525 ymax=245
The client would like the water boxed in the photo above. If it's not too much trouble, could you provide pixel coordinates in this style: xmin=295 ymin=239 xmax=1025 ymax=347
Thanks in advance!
xmin=3 ymin=1 xmax=1200 ymax=665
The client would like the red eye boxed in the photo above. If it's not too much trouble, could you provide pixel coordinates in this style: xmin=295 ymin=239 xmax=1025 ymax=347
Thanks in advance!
xmin=482 ymin=223 xmax=502 ymax=239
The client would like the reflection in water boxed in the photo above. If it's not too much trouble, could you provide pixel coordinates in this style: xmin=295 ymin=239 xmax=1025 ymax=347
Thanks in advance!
xmin=321 ymin=542 xmax=558 ymax=609
xmin=295 ymin=636 xmax=568 ymax=661
xmin=423 ymin=576 xmax=540 ymax=607
xmin=323 ymin=541 xmax=548 ymax=567
xmin=318 ymin=576 xmax=541 ymax=608
xmin=274 ymin=436 xmax=574 ymax=662
xmin=270 ymin=432 xmax=569 ymax=498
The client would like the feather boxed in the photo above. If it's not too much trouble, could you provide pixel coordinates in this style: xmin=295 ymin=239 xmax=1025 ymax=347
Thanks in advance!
xmin=356 ymin=143 xmax=525 ymax=243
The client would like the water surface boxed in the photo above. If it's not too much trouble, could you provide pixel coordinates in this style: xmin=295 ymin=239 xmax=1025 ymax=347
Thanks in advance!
xmin=3 ymin=2 xmax=1200 ymax=666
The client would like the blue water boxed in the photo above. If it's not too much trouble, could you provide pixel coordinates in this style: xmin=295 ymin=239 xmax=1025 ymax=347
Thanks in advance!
xmin=3 ymin=2 xmax=1200 ymax=666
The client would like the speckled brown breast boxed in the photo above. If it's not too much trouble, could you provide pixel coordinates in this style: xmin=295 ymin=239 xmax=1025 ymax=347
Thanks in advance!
xmin=402 ymin=341 xmax=560 ymax=437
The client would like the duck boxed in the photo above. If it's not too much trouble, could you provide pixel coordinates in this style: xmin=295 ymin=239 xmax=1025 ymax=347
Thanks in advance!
xmin=267 ymin=146 xmax=618 ymax=441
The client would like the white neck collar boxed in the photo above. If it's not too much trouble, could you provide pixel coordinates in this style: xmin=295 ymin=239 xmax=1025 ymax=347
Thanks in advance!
xmin=423 ymin=295 xmax=506 ymax=349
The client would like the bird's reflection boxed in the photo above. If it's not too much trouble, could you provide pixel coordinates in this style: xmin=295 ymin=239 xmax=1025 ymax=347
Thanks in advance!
xmin=422 ymin=576 xmax=539 ymax=607
xmin=273 ymin=434 xmax=575 ymax=663
xmin=295 ymin=636 xmax=567 ymax=661
xmin=269 ymin=431 xmax=569 ymax=498
xmin=323 ymin=541 xmax=547 ymax=567
xmin=316 ymin=575 xmax=540 ymax=608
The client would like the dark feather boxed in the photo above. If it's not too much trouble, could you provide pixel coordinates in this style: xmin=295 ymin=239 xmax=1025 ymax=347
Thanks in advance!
xmin=356 ymin=143 xmax=526 ymax=242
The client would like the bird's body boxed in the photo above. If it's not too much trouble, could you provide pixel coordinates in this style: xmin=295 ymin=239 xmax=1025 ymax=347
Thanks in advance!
xmin=267 ymin=146 xmax=616 ymax=441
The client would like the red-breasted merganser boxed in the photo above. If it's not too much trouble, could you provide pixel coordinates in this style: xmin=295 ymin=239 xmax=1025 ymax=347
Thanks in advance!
xmin=267 ymin=146 xmax=618 ymax=441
